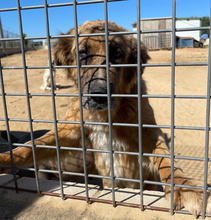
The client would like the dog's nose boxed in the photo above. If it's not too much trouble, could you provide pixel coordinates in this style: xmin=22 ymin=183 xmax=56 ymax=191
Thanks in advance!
xmin=89 ymin=87 xmax=108 ymax=105
xmin=86 ymin=83 xmax=115 ymax=110
xmin=91 ymin=91 xmax=108 ymax=104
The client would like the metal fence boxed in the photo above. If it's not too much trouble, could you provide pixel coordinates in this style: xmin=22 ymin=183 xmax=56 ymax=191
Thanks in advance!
xmin=0 ymin=23 xmax=35 ymax=57
xmin=0 ymin=0 xmax=211 ymax=218
xmin=0 ymin=29 xmax=22 ymax=57
xmin=0 ymin=28 xmax=35 ymax=57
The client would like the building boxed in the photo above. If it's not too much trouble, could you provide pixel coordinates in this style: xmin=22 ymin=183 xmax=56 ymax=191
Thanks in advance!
xmin=176 ymin=36 xmax=203 ymax=48
xmin=42 ymin=39 xmax=58 ymax=50
xmin=132 ymin=17 xmax=202 ymax=50
xmin=176 ymin=19 xmax=201 ymax=41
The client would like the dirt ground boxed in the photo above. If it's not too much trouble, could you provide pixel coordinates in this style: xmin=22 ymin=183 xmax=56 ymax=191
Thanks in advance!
xmin=0 ymin=48 xmax=210 ymax=183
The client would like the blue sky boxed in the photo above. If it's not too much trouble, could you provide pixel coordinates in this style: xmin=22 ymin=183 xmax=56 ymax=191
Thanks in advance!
xmin=0 ymin=0 xmax=210 ymax=38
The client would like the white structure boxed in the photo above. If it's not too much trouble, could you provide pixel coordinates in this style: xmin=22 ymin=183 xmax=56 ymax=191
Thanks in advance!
xmin=176 ymin=19 xmax=201 ymax=41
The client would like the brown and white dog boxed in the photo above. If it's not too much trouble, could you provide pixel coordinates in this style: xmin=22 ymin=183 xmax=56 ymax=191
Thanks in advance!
xmin=0 ymin=20 xmax=210 ymax=217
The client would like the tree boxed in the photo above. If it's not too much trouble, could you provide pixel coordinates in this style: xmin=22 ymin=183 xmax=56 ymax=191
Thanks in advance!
xmin=23 ymin=33 xmax=28 ymax=48
xmin=201 ymin=16 xmax=210 ymax=37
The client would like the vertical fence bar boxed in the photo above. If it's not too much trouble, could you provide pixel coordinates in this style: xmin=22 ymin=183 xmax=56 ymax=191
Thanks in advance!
xmin=16 ymin=0 xmax=41 ymax=195
xmin=73 ymin=0 xmax=90 ymax=202
xmin=136 ymin=0 xmax=144 ymax=211
xmin=43 ymin=0 xmax=64 ymax=199
xmin=170 ymin=0 xmax=176 ymax=215
xmin=0 ymin=59 xmax=18 ymax=192
xmin=104 ymin=0 xmax=116 ymax=207
xmin=201 ymin=4 xmax=211 ymax=218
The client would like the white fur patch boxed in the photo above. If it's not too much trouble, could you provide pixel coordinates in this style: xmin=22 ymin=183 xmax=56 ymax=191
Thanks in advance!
xmin=89 ymin=125 xmax=128 ymax=177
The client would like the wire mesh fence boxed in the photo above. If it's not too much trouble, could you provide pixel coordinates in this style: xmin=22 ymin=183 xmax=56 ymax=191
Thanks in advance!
xmin=0 ymin=26 xmax=35 ymax=56
xmin=0 ymin=27 xmax=22 ymax=57
xmin=0 ymin=0 xmax=211 ymax=218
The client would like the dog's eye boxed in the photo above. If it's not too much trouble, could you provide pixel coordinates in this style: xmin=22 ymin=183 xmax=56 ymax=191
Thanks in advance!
xmin=79 ymin=50 xmax=87 ymax=59
xmin=110 ymin=47 xmax=124 ymax=63
xmin=114 ymin=48 xmax=124 ymax=58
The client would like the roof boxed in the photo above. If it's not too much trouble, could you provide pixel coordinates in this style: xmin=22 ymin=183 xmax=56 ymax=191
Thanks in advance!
xmin=176 ymin=36 xmax=195 ymax=40
xmin=132 ymin=17 xmax=172 ymax=27
xmin=140 ymin=17 xmax=172 ymax=21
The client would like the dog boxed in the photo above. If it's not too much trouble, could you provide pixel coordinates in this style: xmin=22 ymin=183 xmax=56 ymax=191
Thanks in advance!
xmin=40 ymin=66 xmax=59 ymax=91
xmin=0 ymin=20 xmax=210 ymax=217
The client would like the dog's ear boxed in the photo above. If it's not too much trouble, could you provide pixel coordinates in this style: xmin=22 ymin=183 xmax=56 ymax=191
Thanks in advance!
xmin=140 ymin=42 xmax=151 ymax=67
xmin=54 ymin=29 xmax=75 ymax=66
xmin=141 ymin=42 xmax=150 ymax=68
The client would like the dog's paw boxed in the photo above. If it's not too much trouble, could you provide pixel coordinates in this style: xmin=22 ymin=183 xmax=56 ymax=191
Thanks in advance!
xmin=0 ymin=153 xmax=12 ymax=174
xmin=173 ymin=184 xmax=211 ymax=217
xmin=40 ymin=85 xmax=46 ymax=90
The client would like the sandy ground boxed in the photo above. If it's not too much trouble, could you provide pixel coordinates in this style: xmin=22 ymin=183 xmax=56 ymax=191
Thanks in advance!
xmin=0 ymin=48 xmax=210 ymax=184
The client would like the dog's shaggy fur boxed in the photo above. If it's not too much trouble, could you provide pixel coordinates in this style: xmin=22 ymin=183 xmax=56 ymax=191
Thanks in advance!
xmin=0 ymin=20 xmax=211 ymax=216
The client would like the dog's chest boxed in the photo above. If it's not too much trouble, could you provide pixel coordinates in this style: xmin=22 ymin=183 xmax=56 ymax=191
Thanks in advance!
xmin=89 ymin=126 xmax=127 ymax=151
xmin=89 ymin=126 xmax=131 ymax=177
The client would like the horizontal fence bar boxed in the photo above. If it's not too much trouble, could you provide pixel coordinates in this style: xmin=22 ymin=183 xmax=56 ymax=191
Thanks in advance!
xmin=0 ymin=93 xmax=210 ymax=100
xmin=0 ymin=163 xmax=209 ymax=191
xmin=0 ymin=63 xmax=209 ymax=70
xmin=0 ymin=116 xmax=210 ymax=131
xmin=0 ymin=26 xmax=209 ymax=41
xmin=1 ymin=140 xmax=210 ymax=163
xmin=0 ymin=0 xmax=125 ymax=12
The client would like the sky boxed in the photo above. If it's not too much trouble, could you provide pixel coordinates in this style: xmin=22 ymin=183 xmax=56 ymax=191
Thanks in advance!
xmin=0 ymin=0 xmax=210 ymax=38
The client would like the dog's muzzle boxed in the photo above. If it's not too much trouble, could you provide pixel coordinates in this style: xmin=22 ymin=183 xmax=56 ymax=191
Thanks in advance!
xmin=83 ymin=83 xmax=115 ymax=110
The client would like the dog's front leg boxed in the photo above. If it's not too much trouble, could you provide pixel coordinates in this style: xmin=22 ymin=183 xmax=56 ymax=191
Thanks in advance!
xmin=0 ymin=124 xmax=82 ymax=173
xmin=151 ymin=135 xmax=211 ymax=217
xmin=0 ymin=129 xmax=58 ymax=173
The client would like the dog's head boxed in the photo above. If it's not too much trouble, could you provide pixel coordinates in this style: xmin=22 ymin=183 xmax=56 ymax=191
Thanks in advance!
xmin=54 ymin=20 xmax=150 ymax=110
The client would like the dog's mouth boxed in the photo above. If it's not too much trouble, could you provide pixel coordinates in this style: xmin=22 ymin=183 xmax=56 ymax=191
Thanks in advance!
xmin=83 ymin=95 xmax=115 ymax=110
xmin=82 ymin=84 xmax=115 ymax=110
